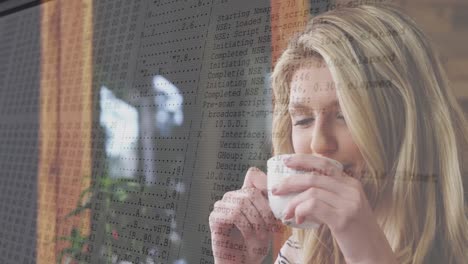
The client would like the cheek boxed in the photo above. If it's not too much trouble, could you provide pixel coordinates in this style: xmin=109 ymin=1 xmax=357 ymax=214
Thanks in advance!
xmin=337 ymin=130 xmax=364 ymax=162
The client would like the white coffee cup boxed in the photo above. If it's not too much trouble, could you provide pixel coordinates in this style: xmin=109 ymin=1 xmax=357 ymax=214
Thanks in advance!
xmin=267 ymin=154 xmax=343 ymax=229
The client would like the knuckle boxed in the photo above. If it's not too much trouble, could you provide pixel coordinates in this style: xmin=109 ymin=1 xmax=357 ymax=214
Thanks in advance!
xmin=223 ymin=191 xmax=242 ymax=205
xmin=222 ymin=190 xmax=234 ymax=200
xmin=214 ymin=205 xmax=230 ymax=216
xmin=208 ymin=213 xmax=224 ymax=228
xmin=232 ymin=200 xmax=243 ymax=212
xmin=307 ymin=187 xmax=318 ymax=196
xmin=247 ymin=166 xmax=260 ymax=173
xmin=306 ymin=198 xmax=318 ymax=210
xmin=244 ymin=167 xmax=260 ymax=180
xmin=213 ymin=200 xmax=222 ymax=209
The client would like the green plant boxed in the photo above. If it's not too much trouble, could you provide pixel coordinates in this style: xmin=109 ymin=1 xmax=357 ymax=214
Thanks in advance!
xmin=57 ymin=174 xmax=144 ymax=264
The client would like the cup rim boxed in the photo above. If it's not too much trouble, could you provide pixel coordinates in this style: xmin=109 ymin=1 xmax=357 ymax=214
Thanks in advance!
xmin=267 ymin=154 xmax=343 ymax=170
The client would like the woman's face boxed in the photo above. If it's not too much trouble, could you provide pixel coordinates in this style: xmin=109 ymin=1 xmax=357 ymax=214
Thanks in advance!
xmin=289 ymin=64 xmax=366 ymax=177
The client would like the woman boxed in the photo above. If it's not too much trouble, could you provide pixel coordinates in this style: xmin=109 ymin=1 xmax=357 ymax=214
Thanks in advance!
xmin=208 ymin=4 xmax=467 ymax=264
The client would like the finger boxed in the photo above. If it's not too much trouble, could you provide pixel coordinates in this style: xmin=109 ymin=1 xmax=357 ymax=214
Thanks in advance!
xmin=292 ymin=197 xmax=338 ymax=225
xmin=237 ymin=191 xmax=267 ymax=235
xmin=241 ymin=187 xmax=278 ymax=233
xmin=222 ymin=191 xmax=266 ymax=234
xmin=238 ymin=188 xmax=280 ymax=238
xmin=273 ymin=173 xmax=354 ymax=198
xmin=284 ymin=154 xmax=344 ymax=176
xmin=209 ymin=201 xmax=235 ymax=228
xmin=223 ymin=188 xmax=281 ymax=235
xmin=211 ymin=200 xmax=256 ymax=239
xmin=239 ymin=207 xmax=263 ymax=237
xmin=209 ymin=211 xmax=250 ymax=258
xmin=282 ymin=187 xmax=345 ymax=220
xmin=209 ymin=208 xmax=236 ymax=239
xmin=242 ymin=167 xmax=268 ymax=197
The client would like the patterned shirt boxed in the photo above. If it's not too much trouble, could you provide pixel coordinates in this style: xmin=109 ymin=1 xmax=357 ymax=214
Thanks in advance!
xmin=274 ymin=235 xmax=303 ymax=264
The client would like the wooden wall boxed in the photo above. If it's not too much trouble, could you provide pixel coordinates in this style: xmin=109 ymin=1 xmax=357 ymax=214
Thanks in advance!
xmin=37 ymin=1 xmax=93 ymax=263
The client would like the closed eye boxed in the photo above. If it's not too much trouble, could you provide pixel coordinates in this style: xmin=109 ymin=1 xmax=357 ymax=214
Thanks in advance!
xmin=293 ymin=118 xmax=315 ymax=126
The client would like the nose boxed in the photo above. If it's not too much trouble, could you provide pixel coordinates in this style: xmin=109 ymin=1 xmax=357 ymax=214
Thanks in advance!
xmin=310 ymin=117 xmax=337 ymax=156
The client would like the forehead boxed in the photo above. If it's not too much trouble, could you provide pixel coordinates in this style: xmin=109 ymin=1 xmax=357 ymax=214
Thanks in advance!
xmin=289 ymin=66 xmax=337 ymax=110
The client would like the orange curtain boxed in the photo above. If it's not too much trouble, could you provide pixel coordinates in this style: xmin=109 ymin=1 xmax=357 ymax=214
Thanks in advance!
xmin=37 ymin=0 xmax=93 ymax=263
xmin=270 ymin=0 xmax=310 ymax=258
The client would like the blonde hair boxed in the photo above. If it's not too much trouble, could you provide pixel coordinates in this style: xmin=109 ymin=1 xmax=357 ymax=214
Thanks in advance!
xmin=271 ymin=4 xmax=468 ymax=264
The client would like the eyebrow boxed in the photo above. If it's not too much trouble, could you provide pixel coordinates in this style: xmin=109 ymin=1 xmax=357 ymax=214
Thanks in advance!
xmin=288 ymin=100 xmax=340 ymax=110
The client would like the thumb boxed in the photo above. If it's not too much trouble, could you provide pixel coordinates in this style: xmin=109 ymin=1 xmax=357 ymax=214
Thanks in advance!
xmin=242 ymin=167 xmax=268 ymax=197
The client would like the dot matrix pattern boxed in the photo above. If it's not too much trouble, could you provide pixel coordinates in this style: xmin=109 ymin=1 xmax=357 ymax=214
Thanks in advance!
xmin=0 ymin=0 xmax=280 ymax=263
xmin=0 ymin=5 xmax=40 ymax=264
xmin=104 ymin=0 xmax=276 ymax=263
xmin=2 ymin=1 xmax=468 ymax=264
xmin=93 ymin=0 xmax=143 ymax=91
xmin=90 ymin=0 xmax=207 ymax=262
xmin=0 ymin=0 xmax=34 ymax=13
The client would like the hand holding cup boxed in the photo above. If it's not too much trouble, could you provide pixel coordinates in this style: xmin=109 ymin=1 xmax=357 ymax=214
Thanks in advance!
xmin=267 ymin=154 xmax=344 ymax=229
